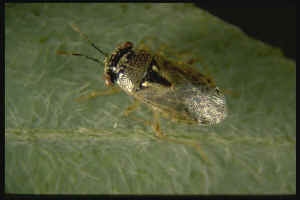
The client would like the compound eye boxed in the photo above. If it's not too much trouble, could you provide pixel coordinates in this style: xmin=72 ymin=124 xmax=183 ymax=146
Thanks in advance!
xmin=123 ymin=41 xmax=133 ymax=49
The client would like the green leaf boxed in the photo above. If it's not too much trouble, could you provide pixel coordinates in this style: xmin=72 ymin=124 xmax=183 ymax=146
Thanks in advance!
xmin=5 ymin=3 xmax=295 ymax=194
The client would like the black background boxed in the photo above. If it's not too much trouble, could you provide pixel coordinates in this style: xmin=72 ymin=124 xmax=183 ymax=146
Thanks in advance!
xmin=194 ymin=3 xmax=296 ymax=61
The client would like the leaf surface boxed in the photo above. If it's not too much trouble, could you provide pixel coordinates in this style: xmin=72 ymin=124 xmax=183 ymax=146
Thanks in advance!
xmin=5 ymin=3 xmax=296 ymax=194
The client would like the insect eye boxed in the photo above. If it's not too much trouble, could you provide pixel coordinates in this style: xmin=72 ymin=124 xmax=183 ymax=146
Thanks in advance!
xmin=123 ymin=41 xmax=133 ymax=49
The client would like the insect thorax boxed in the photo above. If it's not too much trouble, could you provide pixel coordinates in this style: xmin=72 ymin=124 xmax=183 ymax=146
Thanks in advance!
xmin=104 ymin=42 xmax=170 ymax=94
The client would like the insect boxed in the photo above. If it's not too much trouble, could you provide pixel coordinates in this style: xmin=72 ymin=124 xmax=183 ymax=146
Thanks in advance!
xmin=57 ymin=24 xmax=227 ymax=139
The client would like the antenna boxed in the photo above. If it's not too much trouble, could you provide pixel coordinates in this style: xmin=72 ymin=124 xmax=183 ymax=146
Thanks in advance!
xmin=71 ymin=24 xmax=108 ymax=57
xmin=56 ymin=50 xmax=102 ymax=64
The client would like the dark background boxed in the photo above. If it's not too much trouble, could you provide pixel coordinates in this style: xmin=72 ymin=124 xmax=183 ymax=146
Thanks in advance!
xmin=195 ymin=4 xmax=296 ymax=61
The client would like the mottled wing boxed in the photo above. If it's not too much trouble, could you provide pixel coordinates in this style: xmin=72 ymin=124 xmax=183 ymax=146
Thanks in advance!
xmin=134 ymin=56 xmax=227 ymax=125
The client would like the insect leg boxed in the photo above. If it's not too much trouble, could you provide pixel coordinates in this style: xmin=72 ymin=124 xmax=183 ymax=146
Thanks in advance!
xmin=151 ymin=110 xmax=164 ymax=138
xmin=137 ymin=36 xmax=200 ymax=66
xmin=150 ymin=111 xmax=209 ymax=162
xmin=74 ymin=87 xmax=121 ymax=102
xmin=221 ymin=88 xmax=240 ymax=97
xmin=138 ymin=36 xmax=207 ymax=67
xmin=123 ymin=99 xmax=142 ymax=116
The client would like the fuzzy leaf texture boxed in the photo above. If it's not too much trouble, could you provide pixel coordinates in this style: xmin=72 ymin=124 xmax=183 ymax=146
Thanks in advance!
xmin=5 ymin=3 xmax=296 ymax=194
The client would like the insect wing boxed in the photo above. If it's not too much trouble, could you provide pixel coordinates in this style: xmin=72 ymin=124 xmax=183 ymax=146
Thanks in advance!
xmin=134 ymin=84 xmax=195 ymax=123
xmin=135 ymin=81 xmax=226 ymax=125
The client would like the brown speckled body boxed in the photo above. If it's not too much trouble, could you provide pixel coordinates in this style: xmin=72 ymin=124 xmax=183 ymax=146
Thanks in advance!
xmin=104 ymin=42 xmax=227 ymax=125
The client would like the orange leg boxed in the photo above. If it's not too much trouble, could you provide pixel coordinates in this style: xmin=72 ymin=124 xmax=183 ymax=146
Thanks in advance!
xmin=150 ymin=111 xmax=209 ymax=163
xmin=74 ymin=87 xmax=121 ymax=102
xmin=123 ymin=99 xmax=142 ymax=116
